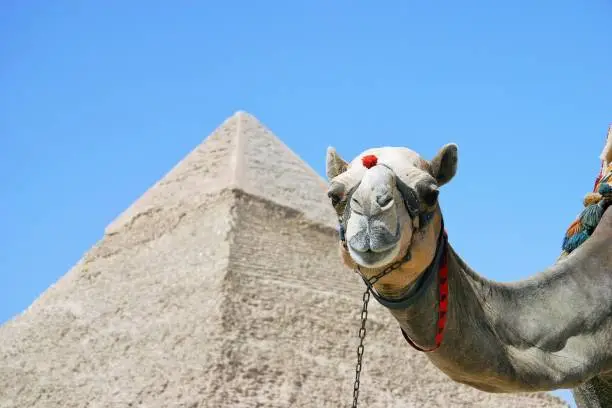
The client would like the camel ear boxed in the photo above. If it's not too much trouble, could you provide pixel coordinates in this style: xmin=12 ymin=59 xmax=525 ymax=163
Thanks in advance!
xmin=430 ymin=143 xmax=458 ymax=186
xmin=326 ymin=146 xmax=348 ymax=180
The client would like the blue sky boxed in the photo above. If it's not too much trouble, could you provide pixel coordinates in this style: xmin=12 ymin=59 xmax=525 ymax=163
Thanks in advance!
xmin=2 ymin=1 xmax=611 ymax=405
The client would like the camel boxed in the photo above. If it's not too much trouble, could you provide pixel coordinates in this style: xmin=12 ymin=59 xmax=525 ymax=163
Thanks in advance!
xmin=325 ymin=133 xmax=612 ymax=408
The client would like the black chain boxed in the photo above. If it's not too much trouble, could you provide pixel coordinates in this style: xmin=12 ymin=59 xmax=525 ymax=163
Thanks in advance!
xmin=351 ymin=259 xmax=407 ymax=408
xmin=352 ymin=288 xmax=370 ymax=408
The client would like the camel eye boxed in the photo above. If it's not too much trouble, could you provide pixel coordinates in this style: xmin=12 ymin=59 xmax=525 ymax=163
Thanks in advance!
xmin=422 ymin=188 xmax=439 ymax=207
xmin=329 ymin=192 xmax=348 ymax=217
xmin=328 ymin=191 xmax=341 ymax=207
xmin=417 ymin=182 xmax=439 ymax=207
xmin=327 ymin=182 xmax=346 ymax=209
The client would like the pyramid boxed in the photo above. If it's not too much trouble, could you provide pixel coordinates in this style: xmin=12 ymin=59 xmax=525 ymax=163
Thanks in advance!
xmin=0 ymin=112 xmax=567 ymax=407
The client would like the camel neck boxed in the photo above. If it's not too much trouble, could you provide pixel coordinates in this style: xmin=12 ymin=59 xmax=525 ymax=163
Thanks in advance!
xmin=384 ymin=244 xmax=528 ymax=391
xmin=357 ymin=207 xmax=612 ymax=392
xmin=385 ymin=212 xmax=612 ymax=393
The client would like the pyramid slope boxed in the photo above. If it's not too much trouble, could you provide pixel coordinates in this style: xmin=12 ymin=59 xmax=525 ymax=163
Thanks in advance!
xmin=0 ymin=190 xmax=236 ymax=407
xmin=0 ymin=112 xmax=568 ymax=407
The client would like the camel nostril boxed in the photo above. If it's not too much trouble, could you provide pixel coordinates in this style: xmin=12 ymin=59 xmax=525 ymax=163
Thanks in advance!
xmin=348 ymin=234 xmax=370 ymax=253
xmin=377 ymin=194 xmax=393 ymax=208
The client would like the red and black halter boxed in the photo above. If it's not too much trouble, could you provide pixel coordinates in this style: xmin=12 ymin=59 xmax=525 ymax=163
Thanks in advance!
xmin=337 ymin=154 xmax=450 ymax=352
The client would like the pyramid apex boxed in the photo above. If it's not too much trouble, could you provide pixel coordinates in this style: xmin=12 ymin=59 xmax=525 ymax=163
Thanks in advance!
xmin=105 ymin=113 xmax=337 ymax=235
xmin=226 ymin=112 xmax=336 ymax=227
xmin=228 ymin=110 xmax=259 ymax=122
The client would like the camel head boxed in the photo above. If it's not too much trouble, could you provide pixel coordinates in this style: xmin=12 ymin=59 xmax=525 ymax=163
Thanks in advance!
xmin=326 ymin=144 xmax=458 ymax=277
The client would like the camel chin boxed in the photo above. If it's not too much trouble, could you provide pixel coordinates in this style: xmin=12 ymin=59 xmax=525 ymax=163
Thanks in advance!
xmin=348 ymin=240 xmax=401 ymax=269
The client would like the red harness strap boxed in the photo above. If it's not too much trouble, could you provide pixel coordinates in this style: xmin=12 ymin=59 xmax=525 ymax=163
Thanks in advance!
xmin=401 ymin=232 xmax=449 ymax=353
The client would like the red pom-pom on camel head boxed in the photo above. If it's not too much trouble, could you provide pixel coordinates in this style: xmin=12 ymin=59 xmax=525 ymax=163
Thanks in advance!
xmin=362 ymin=154 xmax=378 ymax=169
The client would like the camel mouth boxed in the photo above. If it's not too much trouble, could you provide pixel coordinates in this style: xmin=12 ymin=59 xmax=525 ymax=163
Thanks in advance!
xmin=346 ymin=219 xmax=402 ymax=268
xmin=348 ymin=241 xmax=401 ymax=268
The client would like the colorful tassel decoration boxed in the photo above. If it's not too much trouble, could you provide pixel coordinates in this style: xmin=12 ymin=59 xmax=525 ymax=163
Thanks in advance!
xmin=564 ymin=219 xmax=582 ymax=237
xmin=599 ymin=182 xmax=612 ymax=196
xmin=579 ymin=203 xmax=604 ymax=232
xmin=563 ymin=230 xmax=590 ymax=253
xmin=583 ymin=193 xmax=602 ymax=207
xmin=560 ymin=140 xmax=612 ymax=256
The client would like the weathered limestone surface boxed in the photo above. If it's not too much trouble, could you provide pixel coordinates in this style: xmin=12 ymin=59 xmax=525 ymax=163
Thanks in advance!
xmin=0 ymin=112 xmax=567 ymax=407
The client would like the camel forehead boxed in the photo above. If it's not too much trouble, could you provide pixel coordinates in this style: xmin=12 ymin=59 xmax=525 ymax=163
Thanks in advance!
xmin=347 ymin=146 xmax=430 ymax=182
xmin=351 ymin=146 xmax=424 ymax=167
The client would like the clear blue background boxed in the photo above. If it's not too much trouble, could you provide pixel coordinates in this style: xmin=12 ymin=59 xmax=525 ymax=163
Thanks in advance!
xmin=2 ymin=1 xmax=611 ymax=406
